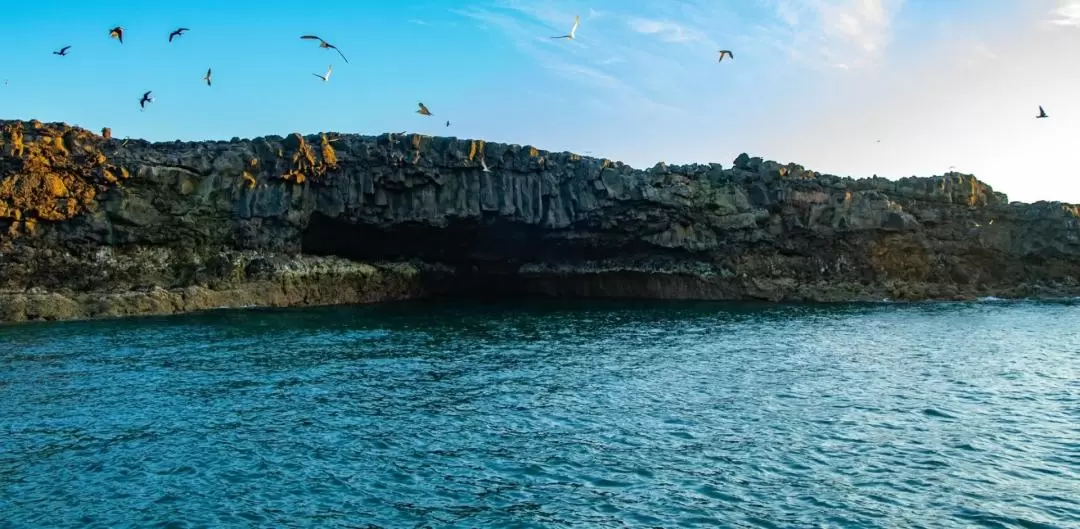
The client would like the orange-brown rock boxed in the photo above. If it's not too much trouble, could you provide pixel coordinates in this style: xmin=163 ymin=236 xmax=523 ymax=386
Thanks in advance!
xmin=0 ymin=121 xmax=125 ymax=237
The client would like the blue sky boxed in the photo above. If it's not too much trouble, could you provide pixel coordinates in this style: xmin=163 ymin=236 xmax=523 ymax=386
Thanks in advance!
xmin=1 ymin=0 xmax=1078 ymax=203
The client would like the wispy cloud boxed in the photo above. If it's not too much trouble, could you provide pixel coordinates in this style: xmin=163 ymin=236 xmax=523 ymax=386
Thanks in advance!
xmin=758 ymin=0 xmax=906 ymax=70
xmin=453 ymin=2 xmax=693 ymax=118
xmin=1050 ymin=0 xmax=1080 ymax=26
xmin=626 ymin=18 xmax=715 ymax=46
xmin=451 ymin=0 xmax=905 ymax=124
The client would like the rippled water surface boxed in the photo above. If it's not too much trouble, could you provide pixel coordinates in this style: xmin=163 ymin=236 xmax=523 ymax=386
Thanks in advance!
xmin=2 ymin=299 xmax=1080 ymax=528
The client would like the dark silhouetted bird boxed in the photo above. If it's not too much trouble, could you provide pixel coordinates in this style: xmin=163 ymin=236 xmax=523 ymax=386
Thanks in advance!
xmin=168 ymin=28 xmax=190 ymax=42
xmin=446 ymin=120 xmax=451 ymax=127
xmin=718 ymin=50 xmax=734 ymax=62
xmin=1036 ymin=105 xmax=1048 ymax=119
xmin=109 ymin=27 xmax=124 ymax=44
xmin=202 ymin=68 xmax=212 ymax=86
xmin=139 ymin=91 xmax=153 ymax=109
xmin=53 ymin=46 xmax=71 ymax=56
xmin=300 ymin=36 xmax=348 ymax=63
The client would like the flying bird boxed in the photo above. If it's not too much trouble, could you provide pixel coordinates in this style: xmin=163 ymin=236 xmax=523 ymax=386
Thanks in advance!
xmin=139 ymin=91 xmax=153 ymax=109
xmin=313 ymin=65 xmax=333 ymax=82
xmin=202 ymin=68 xmax=212 ymax=86
xmin=446 ymin=120 xmax=451 ymax=127
xmin=168 ymin=28 xmax=190 ymax=42
xmin=300 ymin=35 xmax=349 ymax=63
xmin=53 ymin=46 xmax=71 ymax=56
xmin=109 ymin=27 xmax=124 ymax=44
xmin=551 ymin=15 xmax=580 ymax=40
xmin=1036 ymin=105 xmax=1048 ymax=119
xmin=417 ymin=102 xmax=432 ymax=116
xmin=481 ymin=157 xmax=491 ymax=173
xmin=718 ymin=50 xmax=734 ymax=62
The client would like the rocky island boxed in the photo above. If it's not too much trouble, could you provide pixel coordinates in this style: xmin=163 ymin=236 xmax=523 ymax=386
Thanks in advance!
xmin=1 ymin=119 xmax=1077 ymax=322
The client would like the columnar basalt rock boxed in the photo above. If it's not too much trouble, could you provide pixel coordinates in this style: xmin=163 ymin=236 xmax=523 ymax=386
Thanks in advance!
xmin=1 ymin=119 xmax=1078 ymax=322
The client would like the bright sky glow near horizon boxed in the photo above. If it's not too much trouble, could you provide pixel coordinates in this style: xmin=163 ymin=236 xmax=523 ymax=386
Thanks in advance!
xmin=1 ymin=0 xmax=1078 ymax=203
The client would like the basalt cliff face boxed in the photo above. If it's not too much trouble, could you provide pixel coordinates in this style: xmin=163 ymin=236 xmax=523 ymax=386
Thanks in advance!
xmin=1 ymin=119 xmax=1078 ymax=322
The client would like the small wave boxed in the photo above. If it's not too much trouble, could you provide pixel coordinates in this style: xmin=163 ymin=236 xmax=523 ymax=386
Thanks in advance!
xmin=922 ymin=408 xmax=958 ymax=419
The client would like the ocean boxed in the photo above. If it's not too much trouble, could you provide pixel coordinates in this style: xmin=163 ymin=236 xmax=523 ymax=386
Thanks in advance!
xmin=2 ymin=299 xmax=1078 ymax=528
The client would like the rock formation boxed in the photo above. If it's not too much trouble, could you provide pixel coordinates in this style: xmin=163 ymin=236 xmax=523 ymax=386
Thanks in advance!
xmin=1 ymin=119 xmax=1078 ymax=322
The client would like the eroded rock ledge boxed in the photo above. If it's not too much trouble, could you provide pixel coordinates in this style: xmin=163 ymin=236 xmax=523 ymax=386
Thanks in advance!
xmin=1 ymin=119 xmax=1078 ymax=322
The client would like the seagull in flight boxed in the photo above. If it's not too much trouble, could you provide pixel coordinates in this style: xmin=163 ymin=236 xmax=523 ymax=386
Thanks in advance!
xmin=417 ymin=102 xmax=432 ymax=116
xmin=109 ymin=26 xmax=124 ymax=44
xmin=300 ymin=36 xmax=349 ymax=63
xmin=481 ymin=157 xmax=491 ymax=173
xmin=1036 ymin=105 xmax=1048 ymax=119
xmin=313 ymin=65 xmax=333 ymax=82
xmin=53 ymin=46 xmax=71 ymax=56
xmin=551 ymin=16 xmax=580 ymax=40
xmin=718 ymin=50 xmax=734 ymax=62
xmin=139 ymin=91 xmax=153 ymax=110
xmin=202 ymin=68 xmax=212 ymax=86
xmin=168 ymin=28 xmax=190 ymax=42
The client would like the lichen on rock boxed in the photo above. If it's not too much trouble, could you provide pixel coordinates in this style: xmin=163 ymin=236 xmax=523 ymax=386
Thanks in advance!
xmin=320 ymin=134 xmax=338 ymax=168
xmin=279 ymin=132 xmax=338 ymax=184
xmin=0 ymin=120 xmax=120 ymax=235
xmin=468 ymin=140 xmax=486 ymax=162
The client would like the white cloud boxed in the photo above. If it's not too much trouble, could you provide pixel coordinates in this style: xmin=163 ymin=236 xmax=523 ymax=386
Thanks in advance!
xmin=1050 ymin=0 xmax=1080 ymax=26
xmin=758 ymin=0 xmax=906 ymax=70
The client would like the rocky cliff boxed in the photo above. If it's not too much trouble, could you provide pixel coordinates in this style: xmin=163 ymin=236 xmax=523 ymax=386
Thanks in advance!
xmin=1 ymin=119 xmax=1078 ymax=322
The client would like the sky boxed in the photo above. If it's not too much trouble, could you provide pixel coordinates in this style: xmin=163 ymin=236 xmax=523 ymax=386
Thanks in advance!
xmin=1 ymin=0 xmax=1078 ymax=203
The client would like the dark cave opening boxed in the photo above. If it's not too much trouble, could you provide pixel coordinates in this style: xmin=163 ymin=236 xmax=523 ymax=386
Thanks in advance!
xmin=298 ymin=214 xmax=679 ymax=298
xmin=301 ymin=213 xmax=555 ymax=265
xmin=300 ymin=214 xmax=567 ymax=297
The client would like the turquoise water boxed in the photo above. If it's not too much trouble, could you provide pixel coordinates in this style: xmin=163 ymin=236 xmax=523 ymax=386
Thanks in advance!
xmin=2 ymin=300 xmax=1079 ymax=528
